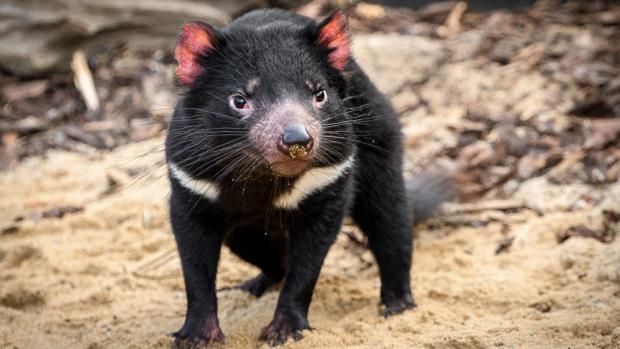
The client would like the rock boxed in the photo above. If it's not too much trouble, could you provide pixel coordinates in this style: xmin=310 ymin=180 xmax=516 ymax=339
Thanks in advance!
xmin=457 ymin=141 xmax=498 ymax=168
xmin=604 ymin=327 xmax=620 ymax=349
xmin=355 ymin=3 xmax=387 ymax=21
xmin=416 ymin=1 xmax=459 ymax=24
xmin=513 ymin=177 xmax=600 ymax=213
xmin=352 ymin=33 xmax=445 ymax=96
xmin=583 ymin=118 xmax=620 ymax=150
xmin=517 ymin=153 xmax=563 ymax=179
xmin=590 ymin=242 xmax=620 ymax=284
xmin=0 ymin=0 xmax=256 ymax=76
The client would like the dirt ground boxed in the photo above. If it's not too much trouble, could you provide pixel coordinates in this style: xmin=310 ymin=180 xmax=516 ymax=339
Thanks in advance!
xmin=1 ymin=140 xmax=619 ymax=349
xmin=1 ymin=2 xmax=620 ymax=349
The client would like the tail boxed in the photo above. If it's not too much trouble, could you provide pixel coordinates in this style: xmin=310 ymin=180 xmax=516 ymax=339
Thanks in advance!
xmin=406 ymin=171 xmax=455 ymax=224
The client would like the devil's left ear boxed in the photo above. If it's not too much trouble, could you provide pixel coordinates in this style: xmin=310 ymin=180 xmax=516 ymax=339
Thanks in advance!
xmin=315 ymin=9 xmax=350 ymax=71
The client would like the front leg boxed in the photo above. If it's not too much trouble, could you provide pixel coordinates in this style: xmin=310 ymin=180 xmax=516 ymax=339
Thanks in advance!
xmin=260 ymin=193 xmax=348 ymax=346
xmin=169 ymin=190 xmax=226 ymax=348
xmin=352 ymin=159 xmax=415 ymax=317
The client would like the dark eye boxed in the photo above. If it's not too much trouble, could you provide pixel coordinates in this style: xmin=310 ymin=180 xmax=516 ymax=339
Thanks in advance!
xmin=232 ymin=95 xmax=248 ymax=109
xmin=314 ymin=89 xmax=326 ymax=103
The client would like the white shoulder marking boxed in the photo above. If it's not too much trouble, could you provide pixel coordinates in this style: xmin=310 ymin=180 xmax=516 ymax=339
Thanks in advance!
xmin=168 ymin=162 xmax=221 ymax=201
xmin=274 ymin=155 xmax=355 ymax=210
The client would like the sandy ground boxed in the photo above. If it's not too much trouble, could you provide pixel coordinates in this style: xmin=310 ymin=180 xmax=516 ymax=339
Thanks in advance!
xmin=1 ymin=138 xmax=619 ymax=349
xmin=2 ymin=26 xmax=620 ymax=348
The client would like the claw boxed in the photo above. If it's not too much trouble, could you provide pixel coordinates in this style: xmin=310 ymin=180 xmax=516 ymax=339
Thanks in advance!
xmin=171 ymin=317 xmax=225 ymax=348
xmin=259 ymin=312 xmax=309 ymax=346
xmin=380 ymin=298 xmax=416 ymax=318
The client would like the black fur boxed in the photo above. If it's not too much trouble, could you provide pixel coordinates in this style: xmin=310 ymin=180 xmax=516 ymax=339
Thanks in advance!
xmin=165 ymin=9 xmax=450 ymax=348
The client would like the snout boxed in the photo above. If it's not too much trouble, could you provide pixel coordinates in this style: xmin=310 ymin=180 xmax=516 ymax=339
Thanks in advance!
xmin=249 ymin=100 xmax=321 ymax=177
xmin=277 ymin=122 xmax=314 ymax=159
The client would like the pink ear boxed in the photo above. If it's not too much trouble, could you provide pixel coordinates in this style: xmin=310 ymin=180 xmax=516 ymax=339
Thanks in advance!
xmin=317 ymin=10 xmax=350 ymax=71
xmin=175 ymin=22 xmax=217 ymax=85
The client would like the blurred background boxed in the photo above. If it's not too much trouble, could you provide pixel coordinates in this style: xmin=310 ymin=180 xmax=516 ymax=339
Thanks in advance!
xmin=1 ymin=0 xmax=618 ymax=174
xmin=0 ymin=1 xmax=619 ymax=349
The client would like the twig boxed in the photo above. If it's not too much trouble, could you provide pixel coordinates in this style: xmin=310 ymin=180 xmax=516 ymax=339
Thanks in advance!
xmin=132 ymin=247 xmax=180 ymax=280
xmin=437 ymin=1 xmax=467 ymax=38
xmin=63 ymin=125 xmax=108 ymax=149
xmin=0 ymin=117 xmax=49 ymax=134
xmin=442 ymin=199 xmax=531 ymax=215
xmin=71 ymin=50 xmax=100 ymax=111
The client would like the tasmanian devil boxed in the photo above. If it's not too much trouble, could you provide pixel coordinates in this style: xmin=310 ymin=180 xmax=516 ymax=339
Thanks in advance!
xmin=165 ymin=8 xmax=452 ymax=348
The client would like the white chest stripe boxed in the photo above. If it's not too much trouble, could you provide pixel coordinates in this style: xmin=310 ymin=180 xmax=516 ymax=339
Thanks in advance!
xmin=274 ymin=155 xmax=355 ymax=210
xmin=168 ymin=162 xmax=221 ymax=201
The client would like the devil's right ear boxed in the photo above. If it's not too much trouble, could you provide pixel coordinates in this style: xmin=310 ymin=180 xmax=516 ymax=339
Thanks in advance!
xmin=315 ymin=9 xmax=350 ymax=71
xmin=175 ymin=21 xmax=219 ymax=86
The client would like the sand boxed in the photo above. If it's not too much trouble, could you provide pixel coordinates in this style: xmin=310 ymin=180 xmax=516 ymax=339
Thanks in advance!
xmin=0 ymin=137 xmax=618 ymax=349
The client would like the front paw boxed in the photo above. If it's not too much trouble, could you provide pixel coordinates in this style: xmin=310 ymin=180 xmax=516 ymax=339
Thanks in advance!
xmin=380 ymin=293 xmax=416 ymax=317
xmin=259 ymin=311 xmax=309 ymax=346
xmin=171 ymin=317 xmax=225 ymax=348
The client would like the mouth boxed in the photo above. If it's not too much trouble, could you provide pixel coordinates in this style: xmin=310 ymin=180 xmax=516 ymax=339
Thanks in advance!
xmin=269 ymin=159 xmax=309 ymax=177
xmin=276 ymin=137 xmax=314 ymax=160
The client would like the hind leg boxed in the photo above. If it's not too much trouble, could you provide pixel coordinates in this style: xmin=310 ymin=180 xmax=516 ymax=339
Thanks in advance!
xmin=224 ymin=227 xmax=286 ymax=297
xmin=233 ymin=273 xmax=282 ymax=297
xmin=352 ymin=157 xmax=415 ymax=316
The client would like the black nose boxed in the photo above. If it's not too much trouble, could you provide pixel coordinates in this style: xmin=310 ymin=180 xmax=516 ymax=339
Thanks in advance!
xmin=282 ymin=122 xmax=312 ymax=148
